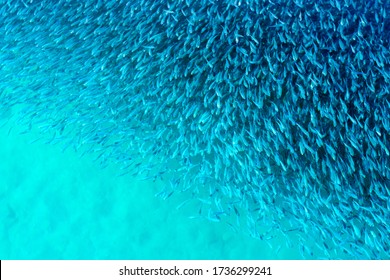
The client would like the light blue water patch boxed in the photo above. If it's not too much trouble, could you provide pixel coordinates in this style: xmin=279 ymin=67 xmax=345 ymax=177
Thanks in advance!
xmin=0 ymin=120 xmax=303 ymax=259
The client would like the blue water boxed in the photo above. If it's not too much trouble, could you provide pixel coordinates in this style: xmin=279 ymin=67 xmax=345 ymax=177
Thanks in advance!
xmin=0 ymin=119 xmax=304 ymax=259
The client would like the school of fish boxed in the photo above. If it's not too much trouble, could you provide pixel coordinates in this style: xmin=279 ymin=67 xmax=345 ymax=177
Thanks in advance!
xmin=0 ymin=0 xmax=389 ymax=259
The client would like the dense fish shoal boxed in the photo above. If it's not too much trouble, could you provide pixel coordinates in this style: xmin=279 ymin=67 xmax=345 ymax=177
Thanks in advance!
xmin=0 ymin=0 xmax=389 ymax=259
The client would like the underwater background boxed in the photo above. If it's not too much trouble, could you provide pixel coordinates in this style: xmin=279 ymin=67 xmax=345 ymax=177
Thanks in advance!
xmin=0 ymin=118 xmax=304 ymax=259
xmin=0 ymin=0 xmax=389 ymax=259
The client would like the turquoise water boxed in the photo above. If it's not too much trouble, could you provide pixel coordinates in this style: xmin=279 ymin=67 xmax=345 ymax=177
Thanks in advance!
xmin=0 ymin=118 xmax=303 ymax=259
